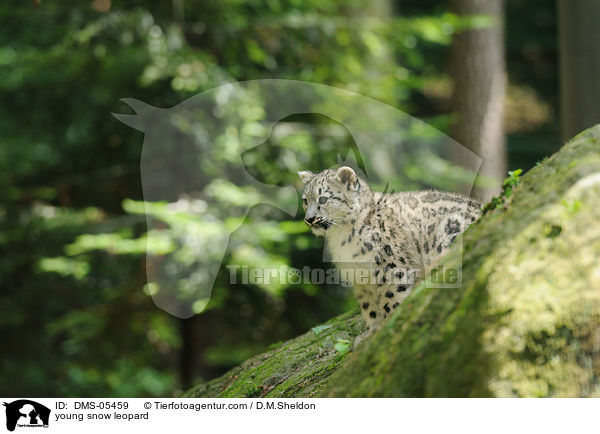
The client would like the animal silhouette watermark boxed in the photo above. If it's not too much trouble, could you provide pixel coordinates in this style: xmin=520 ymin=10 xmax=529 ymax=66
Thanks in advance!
xmin=114 ymin=79 xmax=481 ymax=318
xmin=3 ymin=400 xmax=50 ymax=432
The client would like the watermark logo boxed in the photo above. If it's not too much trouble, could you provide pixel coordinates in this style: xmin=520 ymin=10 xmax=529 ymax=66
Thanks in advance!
xmin=3 ymin=400 xmax=50 ymax=432
xmin=226 ymin=263 xmax=461 ymax=288
xmin=114 ymin=79 xmax=480 ymax=318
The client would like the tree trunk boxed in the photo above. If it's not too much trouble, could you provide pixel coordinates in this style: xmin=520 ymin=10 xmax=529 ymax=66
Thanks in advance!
xmin=558 ymin=0 xmax=600 ymax=141
xmin=179 ymin=311 xmax=222 ymax=391
xmin=449 ymin=0 xmax=507 ymax=203
xmin=178 ymin=318 xmax=194 ymax=390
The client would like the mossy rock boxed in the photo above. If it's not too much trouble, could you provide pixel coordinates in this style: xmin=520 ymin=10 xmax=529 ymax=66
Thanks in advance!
xmin=186 ymin=125 xmax=600 ymax=398
xmin=184 ymin=309 xmax=364 ymax=397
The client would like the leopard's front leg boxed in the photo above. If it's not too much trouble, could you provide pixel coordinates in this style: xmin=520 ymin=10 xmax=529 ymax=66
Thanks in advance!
xmin=353 ymin=284 xmax=380 ymax=348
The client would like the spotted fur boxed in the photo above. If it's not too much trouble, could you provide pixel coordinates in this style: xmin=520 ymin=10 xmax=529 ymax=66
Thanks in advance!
xmin=298 ymin=166 xmax=482 ymax=337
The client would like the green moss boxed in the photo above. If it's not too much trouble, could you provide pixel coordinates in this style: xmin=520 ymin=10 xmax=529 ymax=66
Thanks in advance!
xmin=482 ymin=168 xmax=523 ymax=214
xmin=185 ymin=125 xmax=600 ymax=398
xmin=183 ymin=308 xmax=364 ymax=397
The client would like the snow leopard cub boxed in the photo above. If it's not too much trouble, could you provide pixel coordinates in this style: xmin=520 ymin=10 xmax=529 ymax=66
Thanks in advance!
xmin=298 ymin=166 xmax=481 ymax=336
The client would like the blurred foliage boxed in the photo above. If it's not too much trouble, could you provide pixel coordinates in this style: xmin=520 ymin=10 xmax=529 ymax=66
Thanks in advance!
xmin=0 ymin=0 xmax=561 ymax=397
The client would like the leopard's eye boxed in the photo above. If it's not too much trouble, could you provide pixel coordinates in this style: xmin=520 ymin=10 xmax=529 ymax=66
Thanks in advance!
xmin=318 ymin=196 xmax=328 ymax=204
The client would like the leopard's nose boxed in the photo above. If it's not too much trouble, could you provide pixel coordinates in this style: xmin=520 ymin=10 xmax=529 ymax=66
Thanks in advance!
xmin=305 ymin=216 xmax=315 ymax=224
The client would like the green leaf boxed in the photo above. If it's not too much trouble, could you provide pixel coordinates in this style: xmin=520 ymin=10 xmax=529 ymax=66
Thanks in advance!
xmin=312 ymin=324 xmax=333 ymax=334
xmin=334 ymin=338 xmax=351 ymax=354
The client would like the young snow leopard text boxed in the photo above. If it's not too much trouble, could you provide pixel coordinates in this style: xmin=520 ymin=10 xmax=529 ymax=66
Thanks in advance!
xmin=298 ymin=166 xmax=482 ymax=338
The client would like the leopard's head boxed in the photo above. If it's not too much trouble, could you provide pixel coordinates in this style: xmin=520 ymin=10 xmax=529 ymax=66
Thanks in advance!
xmin=298 ymin=166 xmax=371 ymax=236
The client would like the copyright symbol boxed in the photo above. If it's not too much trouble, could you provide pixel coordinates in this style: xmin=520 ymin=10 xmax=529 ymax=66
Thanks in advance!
xmin=144 ymin=402 xmax=152 ymax=409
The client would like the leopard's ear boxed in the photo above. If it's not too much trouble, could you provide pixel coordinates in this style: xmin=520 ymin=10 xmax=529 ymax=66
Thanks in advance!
xmin=336 ymin=166 xmax=357 ymax=189
xmin=297 ymin=170 xmax=314 ymax=184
